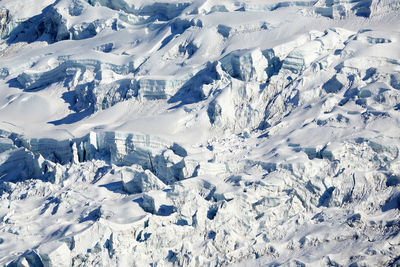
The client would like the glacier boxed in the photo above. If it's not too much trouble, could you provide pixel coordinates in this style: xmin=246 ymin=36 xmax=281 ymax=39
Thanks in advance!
xmin=0 ymin=0 xmax=400 ymax=266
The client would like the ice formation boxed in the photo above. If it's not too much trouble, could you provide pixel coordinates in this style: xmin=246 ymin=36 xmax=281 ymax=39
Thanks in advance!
xmin=0 ymin=0 xmax=400 ymax=266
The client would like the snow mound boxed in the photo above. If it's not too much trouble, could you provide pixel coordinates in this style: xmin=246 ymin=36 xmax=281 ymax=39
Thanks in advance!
xmin=0 ymin=0 xmax=400 ymax=266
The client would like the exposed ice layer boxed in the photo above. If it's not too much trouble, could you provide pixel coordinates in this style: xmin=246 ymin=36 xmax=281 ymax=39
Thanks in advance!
xmin=220 ymin=48 xmax=269 ymax=83
xmin=6 ymin=6 xmax=69 ymax=43
xmin=313 ymin=0 xmax=400 ymax=18
xmin=0 ymin=67 xmax=9 ymax=79
xmin=1 ymin=0 xmax=400 ymax=266
xmin=16 ymin=59 xmax=202 ymax=112
xmin=5 ymin=138 xmax=400 ymax=266
xmin=85 ymin=0 xmax=190 ymax=21
xmin=136 ymin=2 xmax=191 ymax=20
xmin=39 ymin=242 xmax=72 ymax=267
xmin=2 ymin=4 xmax=397 ymax=136
xmin=0 ymin=8 xmax=11 ymax=38
xmin=0 ymin=130 xmax=197 ymax=186
xmin=281 ymin=28 xmax=352 ymax=74
xmin=135 ymin=73 xmax=194 ymax=100
xmin=65 ymin=132 xmax=164 ymax=163
xmin=17 ymin=59 xmax=134 ymax=91
xmin=205 ymin=28 xmax=355 ymax=132
xmin=233 ymin=1 xmax=317 ymax=12
xmin=120 ymin=165 xmax=166 ymax=193
xmin=75 ymin=79 xmax=137 ymax=112
xmin=7 ymin=251 xmax=44 ymax=267
xmin=68 ymin=0 xmax=86 ymax=16
xmin=0 ymin=147 xmax=65 ymax=184
xmin=215 ymin=20 xmax=272 ymax=39
xmin=7 ymin=237 xmax=77 ymax=266
xmin=2 ymin=2 xmax=133 ymax=44
xmin=94 ymin=42 xmax=113 ymax=53
xmin=206 ymin=75 xmax=279 ymax=132
xmin=69 ymin=18 xmax=115 ymax=40
xmin=391 ymin=73 xmax=400 ymax=90
xmin=4 ymin=1 xmax=394 ymax=135
xmin=84 ymin=0 xmax=135 ymax=14
xmin=16 ymin=59 xmax=137 ymax=112
xmin=0 ymin=137 xmax=14 ymax=153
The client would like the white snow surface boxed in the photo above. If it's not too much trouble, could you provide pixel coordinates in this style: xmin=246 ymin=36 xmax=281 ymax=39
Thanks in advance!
xmin=0 ymin=0 xmax=400 ymax=266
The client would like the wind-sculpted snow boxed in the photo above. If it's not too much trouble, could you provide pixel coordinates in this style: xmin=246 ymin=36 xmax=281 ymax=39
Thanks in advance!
xmin=0 ymin=0 xmax=400 ymax=266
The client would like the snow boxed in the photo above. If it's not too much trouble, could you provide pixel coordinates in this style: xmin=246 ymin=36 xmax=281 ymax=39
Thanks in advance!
xmin=0 ymin=0 xmax=400 ymax=266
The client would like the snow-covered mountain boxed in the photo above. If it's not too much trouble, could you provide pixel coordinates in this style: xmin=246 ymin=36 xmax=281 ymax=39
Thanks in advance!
xmin=0 ymin=0 xmax=400 ymax=266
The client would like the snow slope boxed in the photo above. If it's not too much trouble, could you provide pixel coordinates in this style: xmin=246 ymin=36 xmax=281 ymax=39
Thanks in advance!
xmin=0 ymin=0 xmax=400 ymax=266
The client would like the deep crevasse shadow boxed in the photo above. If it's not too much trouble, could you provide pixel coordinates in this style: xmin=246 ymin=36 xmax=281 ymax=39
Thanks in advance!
xmin=48 ymin=107 xmax=93 ymax=125
xmin=6 ymin=1 xmax=69 ymax=45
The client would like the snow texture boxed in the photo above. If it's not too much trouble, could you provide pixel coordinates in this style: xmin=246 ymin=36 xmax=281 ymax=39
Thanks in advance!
xmin=0 ymin=0 xmax=400 ymax=266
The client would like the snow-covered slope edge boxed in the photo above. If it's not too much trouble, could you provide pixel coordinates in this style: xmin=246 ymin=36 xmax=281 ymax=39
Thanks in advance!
xmin=0 ymin=0 xmax=399 ymax=266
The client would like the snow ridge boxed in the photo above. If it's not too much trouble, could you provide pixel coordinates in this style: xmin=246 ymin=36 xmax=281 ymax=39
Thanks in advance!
xmin=0 ymin=0 xmax=400 ymax=266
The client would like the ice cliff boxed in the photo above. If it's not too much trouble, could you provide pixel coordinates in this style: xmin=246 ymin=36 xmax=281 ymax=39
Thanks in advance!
xmin=0 ymin=0 xmax=400 ymax=266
